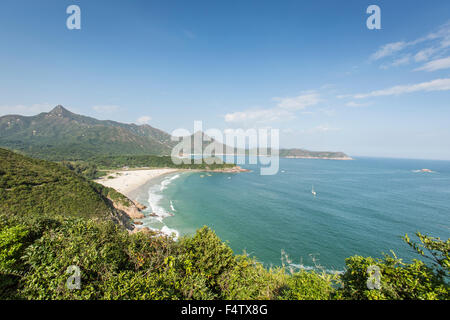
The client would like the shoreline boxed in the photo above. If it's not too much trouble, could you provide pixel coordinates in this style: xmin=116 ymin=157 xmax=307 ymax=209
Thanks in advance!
xmin=95 ymin=168 xmax=181 ymax=198
xmin=283 ymin=156 xmax=353 ymax=160
xmin=95 ymin=165 xmax=250 ymax=236
xmin=95 ymin=165 xmax=250 ymax=199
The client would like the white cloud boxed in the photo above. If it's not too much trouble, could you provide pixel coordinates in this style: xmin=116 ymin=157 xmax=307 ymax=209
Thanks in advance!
xmin=391 ymin=55 xmax=411 ymax=67
xmin=415 ymin=56 xmax=450 ymax=72
xmin=225 ymin=108 xmax=294 ymax=124
xmin=92 ymin=105 xmax=120 ymax=113
xmin=136 ymin=115 xmax=152 ymax=125
xmin=274 ymin=92 xmax=321 ymax=110
xmin=350 ymin=78 xmax=450 ymax=99
xmin=414 ymin=48 xmax=437 ymax=62
xmin=380 ymin=55 xmax=411 ymax=69
xmin=370 ymin=22 xmax=450 ymax=66
xmin=225 ymin=92 xmax=321 ymax=124
xmin=0 ymin=103 xmax=53 ymax=116
xmin=370 ymin=41 xmax=408 ymax=61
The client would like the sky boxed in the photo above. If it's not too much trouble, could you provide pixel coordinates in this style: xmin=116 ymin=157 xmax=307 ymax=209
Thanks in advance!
xmin=1 ymin=0 xmax=450 ymax=159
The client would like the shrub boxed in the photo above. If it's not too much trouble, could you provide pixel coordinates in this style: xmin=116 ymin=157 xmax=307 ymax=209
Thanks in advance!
xmin=337 ymin=253 xmax=449 ymax=300
xmin=278 ymin=270 xmax=335 ymax=300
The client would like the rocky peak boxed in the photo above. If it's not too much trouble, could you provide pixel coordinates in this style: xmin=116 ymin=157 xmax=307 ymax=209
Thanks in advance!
xmin=48 ymin=105 xmax=73 ymax=117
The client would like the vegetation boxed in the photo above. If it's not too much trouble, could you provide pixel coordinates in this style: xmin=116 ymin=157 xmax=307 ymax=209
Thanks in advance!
xmin=0 ymin=148 xmax=448 ymax=300
xmin=0 ymin=211 xmax=447 ymax=300
xmin=90 ymin=154 xmax=235 ymax=170
xmin=60 ymin=161 xmax=105 ymax=180
xmin=0 ymin=106 xmax=175 ymax=160
xmin=0 ymin=148 xmax=121 ymax=221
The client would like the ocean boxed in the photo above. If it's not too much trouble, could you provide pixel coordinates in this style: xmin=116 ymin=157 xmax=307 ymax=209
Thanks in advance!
xmin=129 ymin=157 xmax=450 ymax=271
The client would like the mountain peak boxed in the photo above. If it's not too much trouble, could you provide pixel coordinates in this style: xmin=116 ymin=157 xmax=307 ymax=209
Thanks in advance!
xmin=48 ymin=105 xmax=72 ymax=116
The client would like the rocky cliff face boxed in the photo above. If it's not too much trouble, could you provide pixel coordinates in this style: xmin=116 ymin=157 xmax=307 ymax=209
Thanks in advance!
xmin=107 ymin=197 xmax=147 ymax=231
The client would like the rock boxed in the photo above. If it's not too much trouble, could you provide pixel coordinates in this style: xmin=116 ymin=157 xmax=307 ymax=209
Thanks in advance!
xmin=135 ymin=202 xmax=147 ymax=210
xmin=140 ymin=227 xmax=151 ymax=234
xmin=134 ymin=221 xmax=143 ymax=225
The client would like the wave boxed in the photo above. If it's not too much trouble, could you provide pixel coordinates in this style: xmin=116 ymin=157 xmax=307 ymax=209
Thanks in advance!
xmin=160 ymin=174 xmax=181 ymax=191
xmin=161 ymin=226 xmax=179 ymax=240
xmin=143 ymin=173 xmax=182 ymax=239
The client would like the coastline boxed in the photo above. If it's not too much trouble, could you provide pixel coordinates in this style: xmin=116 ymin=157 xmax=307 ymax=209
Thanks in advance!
xmin=95 ymin=166 xmax=249 ymax=231
xmin=95 ymin=168 xmax=181 ymax=198
xmin=95 ymin=166 xmax=250 ymax=199
xmin=283 ymin=156 xmax=354 ymax=160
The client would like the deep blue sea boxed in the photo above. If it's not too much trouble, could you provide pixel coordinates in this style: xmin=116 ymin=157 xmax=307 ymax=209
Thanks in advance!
xmin=130 ymin=157 xmax=450 ymax=271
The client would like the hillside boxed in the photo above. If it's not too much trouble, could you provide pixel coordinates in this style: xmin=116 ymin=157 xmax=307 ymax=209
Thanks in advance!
xmin=0 ymin=148 xmax=139 ymax=229
xmin=0 ymin=106 xmax=351 ymax=161
xmin=0 ymin=106 xmax=175 ymax=160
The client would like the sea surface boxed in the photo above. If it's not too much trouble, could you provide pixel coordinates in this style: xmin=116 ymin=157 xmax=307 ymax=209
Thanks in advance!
xmin=129 ymin=157 xmax=450 ymax=271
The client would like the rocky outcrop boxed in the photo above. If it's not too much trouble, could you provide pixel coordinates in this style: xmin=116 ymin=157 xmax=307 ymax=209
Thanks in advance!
xmin=104 ymin=196 xmax=146 ymax=231
xmin=112 ymin=200 xmax=145 ymax=219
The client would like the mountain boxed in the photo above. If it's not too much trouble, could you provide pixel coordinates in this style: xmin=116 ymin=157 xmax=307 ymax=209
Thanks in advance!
xmin=0 ymin=147 xmax=142 ymax=229
xmin=0 ymin=105 xmax=351 ymax=161
xmin=0 ymin=105 xmax=176 ymax=160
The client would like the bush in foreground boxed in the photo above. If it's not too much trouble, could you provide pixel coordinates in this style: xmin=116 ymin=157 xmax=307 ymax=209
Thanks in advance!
xmin=0 ymin=214 xmax=448 ymax=300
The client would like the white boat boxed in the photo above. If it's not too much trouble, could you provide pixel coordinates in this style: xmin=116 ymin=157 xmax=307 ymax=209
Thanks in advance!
xmin=311 ymin=186 xmax=316 ymax=196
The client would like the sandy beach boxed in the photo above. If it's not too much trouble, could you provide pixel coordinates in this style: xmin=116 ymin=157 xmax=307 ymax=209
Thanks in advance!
xmin=95 ymin=168 xmax=180 ymax=197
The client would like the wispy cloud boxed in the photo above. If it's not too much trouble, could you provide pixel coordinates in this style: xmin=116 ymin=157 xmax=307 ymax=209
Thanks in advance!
xmin=380 ymin=55 xmax=411 ymax=69
xmin=0 ymin=103 xmax=53 ymax=116
xmin=371 ymin=41 xmax=408 ymax=61
xmin=273 ymin=92 xmax=321 ymax=110
xmin=347 ymin=78 xmax=450 ymax=99
xmin=136 ymin=115 xmax=152 ymax=125
xmin=415 ymin=56 xmax=450 ymax=71
xmin=225 ymin=92 xmax=321 ymax=124
xmin=414 ymin=47 xmax=437 ymax=62
xmin=370 ymin=21 xmax=450 ymax=68
xmin=224 ymin=108 xmax=294 ymax=124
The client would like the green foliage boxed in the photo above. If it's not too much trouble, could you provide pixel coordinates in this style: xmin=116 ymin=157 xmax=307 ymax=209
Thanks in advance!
xmin=177 ymin=227 xmax=236 ymax=293
xmin=337 ymin=253 xmax=449 ymax=300
xmin=278 ymin=270 xmax=335 ymax=300
xmin=218 ymin=255 xmax=286 ymax=299
xmin=20 ymin=219 xmax=132 ymax=299
xmin=60 ymin=161 xmax=103 ymax=180
xmin=404 ymin=232 xmax=449 ymax=279
xmin=0 ymin=225 xmax=29 ymax=272
xmin=0 ymin=149 xmax=448 ymax=300
xmin=0 ymin=212 xmax=448 ymax=300
xmin=0 ymin=106 xmax=174 ymax=160
xmin=90 ymin=154 xmax=235 ymax=170
xmin=0 ymin=148 xmax=128 ymax=221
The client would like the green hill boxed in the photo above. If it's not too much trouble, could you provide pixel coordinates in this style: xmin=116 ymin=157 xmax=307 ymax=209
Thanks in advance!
xmin=0 ymin=105 xmax=175 ymax=160
xmin=0 ymin=148 xmax=134 ymax=228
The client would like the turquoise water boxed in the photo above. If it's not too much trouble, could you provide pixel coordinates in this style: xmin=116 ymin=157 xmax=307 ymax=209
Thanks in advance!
xmin=131 ymin=157 xmax=450 ymax=271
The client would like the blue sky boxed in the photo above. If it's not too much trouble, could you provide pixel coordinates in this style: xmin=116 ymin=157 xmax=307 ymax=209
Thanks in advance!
xmin=1 ymin=0 xmax=450 ymax=159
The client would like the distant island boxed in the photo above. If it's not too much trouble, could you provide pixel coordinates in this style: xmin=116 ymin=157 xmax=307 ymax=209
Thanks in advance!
xmin=279 ymin=148 xmax=353 ymax=160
